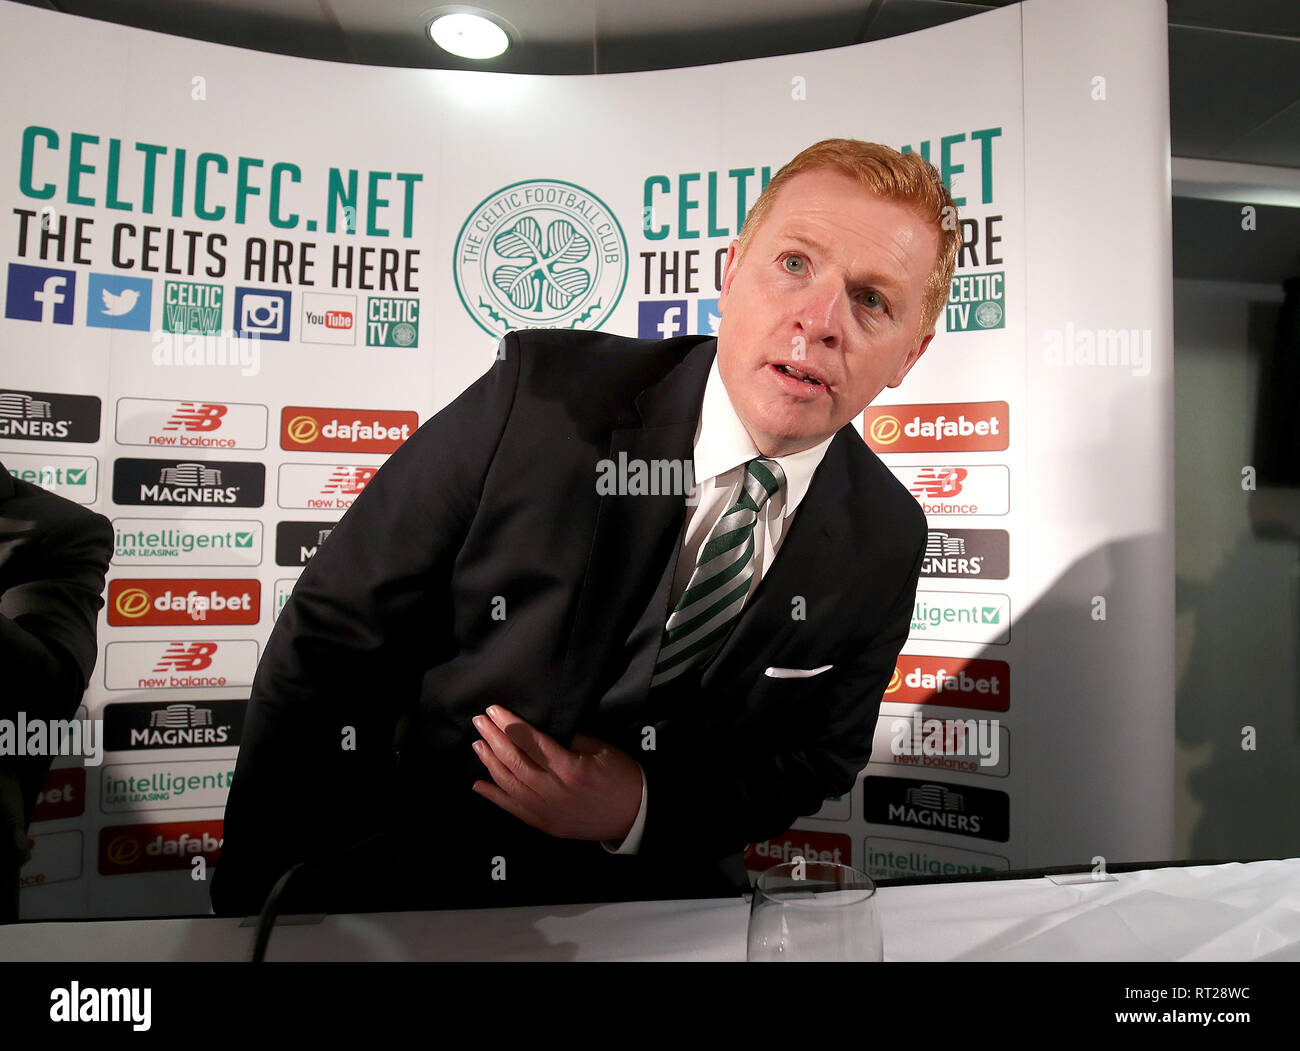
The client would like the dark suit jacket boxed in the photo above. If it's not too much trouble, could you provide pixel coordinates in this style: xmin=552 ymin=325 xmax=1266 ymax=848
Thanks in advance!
xmin=0 ymin=464 xmax=112 ymax=917
xmin=211 ymin=330 xmax=926 ymax=916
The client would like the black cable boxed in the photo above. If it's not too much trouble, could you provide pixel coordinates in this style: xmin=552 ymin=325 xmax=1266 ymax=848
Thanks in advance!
xmin=250 ymin=861 xmax=306 ymax=963
xmin=248 ymin=830 xmax=393 ymax=963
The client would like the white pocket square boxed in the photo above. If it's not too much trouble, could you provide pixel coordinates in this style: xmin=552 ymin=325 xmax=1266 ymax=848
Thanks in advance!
xmin=763 ymin=664 xmax=833 ymax=679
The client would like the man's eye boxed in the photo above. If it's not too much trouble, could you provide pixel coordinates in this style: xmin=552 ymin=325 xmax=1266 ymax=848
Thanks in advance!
xmin=782 ymin=255 xmax=805 ymax=273
xmin=861 ymin=290 xmax=886 ymax=311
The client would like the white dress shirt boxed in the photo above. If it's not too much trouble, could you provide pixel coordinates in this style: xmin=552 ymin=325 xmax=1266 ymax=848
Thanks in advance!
xmin=603 ymin=355 xmax=835 ymax=855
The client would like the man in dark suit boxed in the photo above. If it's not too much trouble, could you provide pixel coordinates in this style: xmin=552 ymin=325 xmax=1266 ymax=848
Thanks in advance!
xmin=212 ymin=139 xmax=958 ymax=917
xmin=0 ymin=463 xmax=112 ymax=923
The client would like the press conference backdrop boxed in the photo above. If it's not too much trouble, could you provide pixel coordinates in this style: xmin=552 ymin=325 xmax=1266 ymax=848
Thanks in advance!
xmin=0 ymin=0 xmax=1172 ymax=918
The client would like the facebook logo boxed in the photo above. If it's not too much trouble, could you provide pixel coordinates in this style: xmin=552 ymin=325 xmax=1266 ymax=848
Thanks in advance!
xmin=86 ymin=273 xmax=153 ymax=331
xmin=638 ymin=300 xmax=688 ymax=340
xmin=5 ymin=264 xmax=76 ymax=325
xmin=697 ymin=298 xmax=721 ymax=336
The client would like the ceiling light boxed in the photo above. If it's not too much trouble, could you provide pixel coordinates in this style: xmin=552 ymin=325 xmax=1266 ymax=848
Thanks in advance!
xmin=428 ymin=12 xmax=510 ymax=60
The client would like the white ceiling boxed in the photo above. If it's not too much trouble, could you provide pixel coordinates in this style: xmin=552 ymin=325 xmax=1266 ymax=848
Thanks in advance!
xmin=8 ymin=0 xmax=1300 ymax=170
xmin=7 ymin=0 xmax=1300 ymax=278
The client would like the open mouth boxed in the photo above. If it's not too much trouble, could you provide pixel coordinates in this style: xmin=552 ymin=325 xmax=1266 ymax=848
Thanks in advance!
xmin=772 ymin=363 xmax=826 ymax=387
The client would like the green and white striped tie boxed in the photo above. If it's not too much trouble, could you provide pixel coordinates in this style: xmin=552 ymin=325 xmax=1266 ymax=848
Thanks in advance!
xmin=650 ymin=457 xmax=786 ymax=688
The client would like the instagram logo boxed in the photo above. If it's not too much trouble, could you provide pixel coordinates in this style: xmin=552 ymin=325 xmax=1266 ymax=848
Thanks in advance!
xmin=234 ymin=289 xmax=291 ymax=341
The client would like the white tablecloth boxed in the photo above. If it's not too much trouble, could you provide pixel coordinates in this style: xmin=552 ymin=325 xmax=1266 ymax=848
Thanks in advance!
xmin=1 ymin=858 xmax=1297 ymax=961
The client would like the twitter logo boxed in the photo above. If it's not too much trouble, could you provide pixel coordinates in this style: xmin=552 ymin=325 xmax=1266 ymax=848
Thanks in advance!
xmin=101 ymin=287 xmax=139 ymax=316
xmin=87 ymin=273 xmax=152 ymax=330
xmin=696 ymin=297 xmax=721 ymax=336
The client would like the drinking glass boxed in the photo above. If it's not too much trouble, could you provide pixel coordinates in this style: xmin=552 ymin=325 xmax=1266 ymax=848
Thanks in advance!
xmin=747 ymin=859 xmax=882 ymax=961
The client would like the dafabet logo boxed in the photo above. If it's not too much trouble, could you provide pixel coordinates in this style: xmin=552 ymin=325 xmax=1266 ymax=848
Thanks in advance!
xmin=98 ymin=819 xmax=224 ymax=874
xmin=885 ymin=655 xmax=1009 ymax=711
xmin=864 ymin=401 xmax=1008 ymax=454
xmin=744 ymin=828 xmax=852 ymax=873
xmin=107 ymin=579 xmax=260 ymax=626
xmin=279 ymin=406 xmax=417 ymax=453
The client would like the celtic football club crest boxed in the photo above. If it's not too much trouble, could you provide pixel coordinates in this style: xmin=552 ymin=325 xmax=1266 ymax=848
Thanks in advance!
xmin=975 ymin=300 xmax=1004 ymax=328
xmin=454 ymin=179 xmax=628 ymax=339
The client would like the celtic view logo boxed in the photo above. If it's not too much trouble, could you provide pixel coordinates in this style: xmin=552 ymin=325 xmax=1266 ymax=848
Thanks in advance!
xmin=454 ymin=179 xmax=628 ymax=339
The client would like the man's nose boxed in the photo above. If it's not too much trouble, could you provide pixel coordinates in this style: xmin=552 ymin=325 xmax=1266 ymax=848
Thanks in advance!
xmin=792 ymin=276 xmax=845 ymax=348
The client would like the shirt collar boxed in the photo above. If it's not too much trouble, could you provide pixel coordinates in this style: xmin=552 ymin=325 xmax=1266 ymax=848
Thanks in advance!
xmin=693 ymin=355 xmax=835 ymax=516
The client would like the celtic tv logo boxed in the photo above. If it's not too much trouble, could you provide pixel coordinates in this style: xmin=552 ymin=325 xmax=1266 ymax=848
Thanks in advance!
xmin=454 ymin=179 xmax=628 ymax=339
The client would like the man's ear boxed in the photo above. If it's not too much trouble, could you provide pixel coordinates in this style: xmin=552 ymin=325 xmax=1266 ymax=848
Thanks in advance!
xmin=717 ymin=241 xmax=741 ymax=311
xmin=886 ymin=329 xmax=935 ymax=388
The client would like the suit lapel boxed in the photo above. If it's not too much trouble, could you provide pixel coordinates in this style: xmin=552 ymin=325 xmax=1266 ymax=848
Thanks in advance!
xmin=556 ymin=339 xmax=867 ymax=732
xmin=700 ymin=424 xmax=861 ymax=685
xmin=554 ymin=338 xmax=716 ymax=737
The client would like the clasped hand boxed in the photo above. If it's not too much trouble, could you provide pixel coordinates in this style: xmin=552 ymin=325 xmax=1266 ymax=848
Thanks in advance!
xmin=470 ymin=705 xmax=642 ymax=843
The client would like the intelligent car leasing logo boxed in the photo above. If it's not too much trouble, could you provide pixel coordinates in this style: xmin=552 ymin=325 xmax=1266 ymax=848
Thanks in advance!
xmin=5 ymin=454 xmax=97 ymax=503
xmin=112 ymin=518 xmax=262 ymax=566
xmin=454 ymin=179 xmax=628 ymax=339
